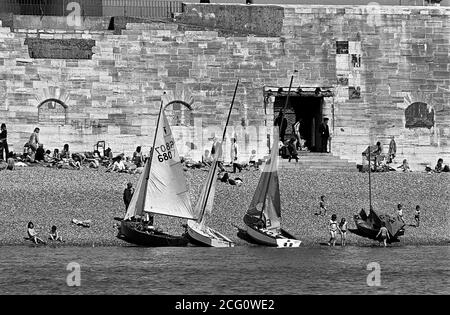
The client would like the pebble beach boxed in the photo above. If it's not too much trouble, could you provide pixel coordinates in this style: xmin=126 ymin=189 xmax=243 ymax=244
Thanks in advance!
xmin=0 ymin=164 xmax=449 ymax=247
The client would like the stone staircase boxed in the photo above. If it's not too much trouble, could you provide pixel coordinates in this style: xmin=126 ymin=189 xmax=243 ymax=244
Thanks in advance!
xmin=279 ymin=152 xmax=358 ymax=172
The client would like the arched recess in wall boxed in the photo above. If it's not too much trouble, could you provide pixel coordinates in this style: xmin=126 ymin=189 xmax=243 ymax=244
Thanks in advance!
xmin=164 ymin=100 xmax=194 ymax=128
xmin=38 ymin=98 xmax=68 ymax=125
xmin=405 ymin=102 xmax=434 ymax=129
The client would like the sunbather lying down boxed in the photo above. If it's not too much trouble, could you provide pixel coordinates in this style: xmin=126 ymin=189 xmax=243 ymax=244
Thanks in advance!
xmin=72 ymin=218 xmax=91 ymax=228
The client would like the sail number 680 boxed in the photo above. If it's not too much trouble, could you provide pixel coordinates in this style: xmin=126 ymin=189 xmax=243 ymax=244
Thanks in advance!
xmin=153 ymin=141 xmax=175 ymax=162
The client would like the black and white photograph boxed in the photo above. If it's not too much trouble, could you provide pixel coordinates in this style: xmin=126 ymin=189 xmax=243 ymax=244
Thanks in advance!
xmin=0 ymin=0 xmax=448 ymax=304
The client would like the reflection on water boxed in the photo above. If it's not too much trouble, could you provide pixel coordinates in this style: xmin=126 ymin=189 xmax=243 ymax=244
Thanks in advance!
xmin=0 ymin=245 xmax=448 ymax=295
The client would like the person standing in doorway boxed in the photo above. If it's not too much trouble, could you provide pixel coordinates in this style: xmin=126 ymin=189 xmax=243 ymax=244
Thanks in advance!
xmin=293 ymin=120 xmax=301 ymax=150
xmin=0 ymin=123 xmax=8 ymax=161
xmin=274 ymin=110 xmax=288 ymax=143
xmin=319 ymin=118 xmax=330 ymax=153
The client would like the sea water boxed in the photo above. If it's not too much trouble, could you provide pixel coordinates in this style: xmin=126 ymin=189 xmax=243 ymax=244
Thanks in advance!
xmin=0 ymin=245 xmax=448 ymax=295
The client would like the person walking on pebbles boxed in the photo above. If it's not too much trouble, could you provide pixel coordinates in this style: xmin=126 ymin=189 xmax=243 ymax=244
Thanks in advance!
xmin=414 ymin=205 xmax=421 ymax=227
xmin=328 ymin=214 xmax=341 ymax=246
xmin=123 ymin=182 xmax=134 ymax=211
xmin=316 ymin=195 xmax=327 ymax=216
xmin=339 ymin=218 xmax=348 ymax=246
xmin=376 ymin=222 xmax=390 ymax=247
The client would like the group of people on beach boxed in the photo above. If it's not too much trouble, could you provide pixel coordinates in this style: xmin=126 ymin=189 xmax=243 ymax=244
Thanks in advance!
xmin=318 ymin=195 xmax=422 ymax=247
xmin=26 ymin=222 xmax=63 ymax=245
xmin=361 ymin=136 xmax=449 ymax=173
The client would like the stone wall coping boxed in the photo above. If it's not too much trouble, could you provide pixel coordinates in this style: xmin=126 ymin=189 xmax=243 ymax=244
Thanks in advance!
xmin=184 ymin=3 xmax=450 ymax=16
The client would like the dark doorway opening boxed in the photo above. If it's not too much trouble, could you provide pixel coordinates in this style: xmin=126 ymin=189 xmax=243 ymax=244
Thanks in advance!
xmin=274 ymin=95 xmax=324 ymax=152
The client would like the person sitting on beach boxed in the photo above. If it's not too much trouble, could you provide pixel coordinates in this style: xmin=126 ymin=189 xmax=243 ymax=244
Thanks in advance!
xmin=362 ymin=141 xmax=383 ymax=170
xmin=339 ymin=218 xmax=348 ymax=246
xmin=132 ymin=146 xmax=145 ymax=168
xmin=316 ymin=195 xmax=327 ymax=216
xmin=27 ymin=222 xmax=46 ymax=245
xmin=397 ymin=159 xmax=412 ymax=172
xmin=328 ymin=214 xmax=341 ymax=246
xmin=48 ymin=225 xmax=64 ymax=242
xmin=6 ymin=152 xmax=15 ymax=170
xmin=60 ymin=144 xmax=71 ymax=160
xmin=108 ymin=155 xmax=126 ymax=172
xmin=43 ymin=150 xmax=53 ymax=163
xmin=414 ymin=205 xmax=421 ymax=228
xmin=53 ymin=148 xmax=61 ymax=161
xmin=35 ymin=144 xmax=45 ymax=162
xmin=434 ymin=158 xmax=450 ymax=173
xmin=376 ymin=222 xmax=390 ymax=247
xmin=396 ymin=204 xmax=405 ymax=223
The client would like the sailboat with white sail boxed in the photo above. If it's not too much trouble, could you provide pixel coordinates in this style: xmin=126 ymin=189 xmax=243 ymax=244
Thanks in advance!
xmin=239 ymin=129 xmax=301 ymax=247
xmin=117 ymin=100 xmax=198 ymax=247
xmin=185 ymin=80 xmax=239 ymax=248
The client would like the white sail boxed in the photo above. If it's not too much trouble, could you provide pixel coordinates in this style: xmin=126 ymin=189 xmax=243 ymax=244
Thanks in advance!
xmin=143 ymin=111 xmax=196 ymax=219
xmin=124 ymin=158 xmax=149 ymax=220
xmin=246 ymin=129 xmax=281 ymax=231
xmin=193 ymin=143 xmax=222 ymax=228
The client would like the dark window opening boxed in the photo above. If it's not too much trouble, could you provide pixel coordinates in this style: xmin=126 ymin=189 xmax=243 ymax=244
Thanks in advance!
xmin=405 ymin=102 xmax=434 ymax=129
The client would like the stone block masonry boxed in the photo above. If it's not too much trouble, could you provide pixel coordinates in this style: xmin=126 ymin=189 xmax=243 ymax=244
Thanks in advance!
xmin=0 ymin=4 xmax=449 ymax=168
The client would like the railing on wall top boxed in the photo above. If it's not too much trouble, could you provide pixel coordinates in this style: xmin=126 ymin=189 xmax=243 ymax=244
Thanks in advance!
xmin=0 ymin=0 xmax=184 ymax=19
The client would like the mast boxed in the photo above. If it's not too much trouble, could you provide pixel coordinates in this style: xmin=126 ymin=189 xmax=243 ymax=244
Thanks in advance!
xmin=142 ymin=100 xmax=164 ymax=215
xmin=197 ymin=79 xmax=240 ymax=222
xmin=282 ymin=74 xmax=294 ymax=111
xmin=368 ymin=144 xmax=372 ymax=211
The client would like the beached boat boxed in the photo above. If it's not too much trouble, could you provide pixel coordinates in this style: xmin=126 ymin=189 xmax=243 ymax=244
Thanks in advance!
xmin=117 ymin=101 xmax=197 ymax=247
xmin=185 ymin=81 xmax=239 ymax=248
xmin=349 ymin=148 xmax=405 ymax=243
xmin=349 ymin=208 xmax=404 ymax=243
xmin=239 ymin=130 xmax=301 ymax=248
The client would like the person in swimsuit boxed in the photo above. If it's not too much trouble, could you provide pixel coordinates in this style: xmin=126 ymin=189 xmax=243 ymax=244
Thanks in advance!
xmin=397 ymin=204 xmax=405 ymax=223
xmin=414 ymin=205 xmax=421 ymax=227
xmin=317 ymin=195 xmax=327 ymax=216
xmin=48 ymin=225 xmax=64 ymax=242
xmin=328 ymin=214 xmax=341 ymax=246
xmin=376 ymin=222 xmax=390 ymax=247
xmin=339 ymin=218 xmax=348 ymax=246
xmin=27 ymin=222 xmax=46 ymax=245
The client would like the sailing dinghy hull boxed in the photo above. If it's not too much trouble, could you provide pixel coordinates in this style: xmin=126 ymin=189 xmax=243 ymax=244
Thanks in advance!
xmin=186 ymin=220 xmax=235 ymax=248
xmin=244 ymin=224 xmax=301 ymax=248
xmin=117 ymin=220 xmax=188 ymax=247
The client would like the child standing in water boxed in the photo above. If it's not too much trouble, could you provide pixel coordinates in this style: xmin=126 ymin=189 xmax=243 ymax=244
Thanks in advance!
xmin=339 ymin=218 xmax=348 ymax=246
xmin=414 ymin=205 xmax=421 ymax=227
xmin=49 ymin=225 xmax=64 ymax=242
xmin=27 ymin=222 xmax=46 ymax=245
xmin=376 ymin=223 xmax=390 ymax=247
xmin=328 ymin=214 xmax=341 ymax=246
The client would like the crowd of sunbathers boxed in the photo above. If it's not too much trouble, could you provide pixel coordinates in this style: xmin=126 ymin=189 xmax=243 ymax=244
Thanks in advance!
xmin=360 ymin=136 xmax=449 ymax=173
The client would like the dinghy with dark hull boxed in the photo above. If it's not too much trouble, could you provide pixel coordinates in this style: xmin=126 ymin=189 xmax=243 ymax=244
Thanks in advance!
xmin=118 ymin=221 xmax=188 ymax=247
xmin=349 ymin=208 xmax=405 ymax=243
xmin=239 ymin=129 xmax=301 ymax=248
xmin=117 ymin=100 xmax=198 ymax=247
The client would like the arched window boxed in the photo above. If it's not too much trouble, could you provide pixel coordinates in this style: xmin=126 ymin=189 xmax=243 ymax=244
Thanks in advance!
xmin=405 ymin=102 xmax=434 ymax=129
xmin=164 ymin=100 xmax=194 ymax=127
xmin=38 ymin=99 xmax=68 ymax=125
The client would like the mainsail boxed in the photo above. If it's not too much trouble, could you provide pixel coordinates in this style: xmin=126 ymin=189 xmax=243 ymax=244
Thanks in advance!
xmin=193 ymin=144 xmax=221 ymax=229
xmin=143 ymin=111 xmax=196 ymax=219
xmin=246 ymin=130 xmax=281 ymax=231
